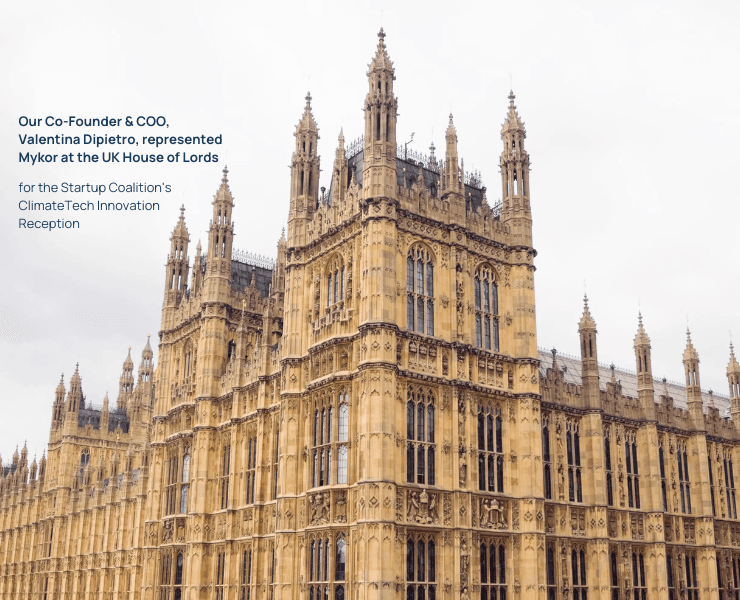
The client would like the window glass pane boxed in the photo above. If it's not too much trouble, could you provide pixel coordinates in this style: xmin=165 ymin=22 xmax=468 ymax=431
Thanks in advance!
xmin=407 ymin=401 xmax=415 ymax=439
xmin=416 ymin=261 xmax=424 ymax=294
xmin=426 ymin=300 xmax=434 ymax=336
xmin=417 ymin=403 xmax=425 ymax=441
xmin=339 ymin=403 xmax=348 ymax=441
xmin=426 ymin=262 xmax=434 ymax=297
xmin=427 ymin=405 xmax=435 ymax=443
xmin=475 ymin=278 xmax=481 ymax=310
xmin=483 ymin=280 xmax=490 ymax=312
xmin=407 ymin=257 xmax=414 ymax=292
xmin=484 ymin=316 xmax=491 ymax=350
xmin=338 ymin=445 xmax=347 ymax=484
xmin=408 ymin=295 xmax=414 ymax=331
xmin=492 ymin=282 xmax=498 ymax=314
xmin=417 ymin=297 xmax=424 ymax=332
xmin=475 ymin=315 xmax=482 ymax=347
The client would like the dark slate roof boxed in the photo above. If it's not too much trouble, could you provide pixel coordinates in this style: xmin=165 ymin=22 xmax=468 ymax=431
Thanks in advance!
xmin=327 ymin=150 xmax=486 ymax=213
xmin=77 ymin=407 xmax=130 ymax=433
xmin=230 ymin=261 xmax=273 ymax=297
xmin=199 ymin=256 xmax=273 ymax=298
xmin=537 ymin=348 xmax=731 ymax=415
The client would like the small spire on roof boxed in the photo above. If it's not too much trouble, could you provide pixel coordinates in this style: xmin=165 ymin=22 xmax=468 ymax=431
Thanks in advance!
xmin=378 ymin=27 xmax=385 ymax=41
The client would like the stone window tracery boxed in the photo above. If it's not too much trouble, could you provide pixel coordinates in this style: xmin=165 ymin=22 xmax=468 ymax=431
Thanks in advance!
xmin=605 ymin=427 xmax=614 ymax=506
xmin=308 ymin=533 xmax=346 ymax=600
xmin=625 ymin=430 xmax=640 ymax=509
xmin=725 ymin=449 xmax=737 ymax=519
xmin=479 ymin=539 xmax=507 ymax=600
xmin=474 ymin=265 xmax=499 ymax=352
xmin=406 ymin=387 xmax=435 ymax=485
xmin=215 ymin=551 xmax=226 ymax=600
xmin=567 ymin=420 xmax=582 ymax=503
xmin=406 ymin=533 xmax=436 ymax=600
xmin=659 ymin=437 xmax=668 ymax=511
xmin=677 ymin=440 xmax=692 ymax=514
xmin=246 ymin=432 xmax=257 ymax=505
xmin=406 ymin=245 xmax=434 ymax=336
xmin=477 ymin=404 xmax=504 ymax=493
xmin=311 ymin=389 xmax=349 ymax=488
xmin=241 ymin=548 xmax=253 ymax=600
xmin=326 ymin=255 xmax=345 ymax=308
xmin=159 ymin=551 xmax=183 ymax=600
xmin=571 ymin=547 xmax=587 ymax=600
xmin=220 ymin=443 xmax=231 ymax=510
xmin=684 ymin=552 xmax=699 ymax=600
xmin=543 ymin=415 xmax=552 ymax=500
xmin=632 ymin=549 xmax=647 ymax=600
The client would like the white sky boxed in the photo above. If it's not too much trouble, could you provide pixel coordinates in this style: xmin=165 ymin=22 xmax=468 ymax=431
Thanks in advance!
xmin=1 ymin=0 xmax=738 ymax=463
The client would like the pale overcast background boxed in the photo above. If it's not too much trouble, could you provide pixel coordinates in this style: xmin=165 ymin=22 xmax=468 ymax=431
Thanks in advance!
xmin=1 ymin=0 xmax=738 ymax=463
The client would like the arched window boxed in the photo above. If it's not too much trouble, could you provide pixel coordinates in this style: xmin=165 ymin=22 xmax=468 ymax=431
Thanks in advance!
xmin=326 ymin=256 xmax=345 ymax=308
xmin=406 ymin=246 xmax=434 ymax=335
xmin=406 ymin=388 xmax=435 ymax=485
xmin=180 ymin=448 xmax=190 ymax=514
xmin=566 ymin=421 xmax=582 ymax=503
xmin=246 ymin=434 xmax=257 ymax=504
xmin=572 ymin=549 xmax=587 ymax=600
xmin=480 ymin=541 xmax=507 ymax=599
xmin=312 ymin=390 xmax=350 ymax=488
xmin=474 ymin=266 xmax=499 ymax=351
xmin=477 ymin=406 xmax=504 ymax=493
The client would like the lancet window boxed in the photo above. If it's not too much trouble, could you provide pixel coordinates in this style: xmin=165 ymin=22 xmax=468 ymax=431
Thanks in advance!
xmin=709 ymin=449 xmax=717 ymax=517
xmin=159 ymin=552 xmax=184 ymax=600
xmin=246 ymin=433 xmax=257 ymax=505
xmin=406 ymin=387 xmax=436 ymax=485
xmin=477 ymin=404 xmax=504 ymax=493
xmin=215 ymin=551 xmax=226 ymax=600
xmin=308 ymin=534 xmax=346 ymax=600
xmin=571 ymin=548 xmax=587 ymax=600
xmin=479 ymin=539 xmax=507 ymax=600
xmin=725 ymin=449 xmax=737 ymax=519
xmin=632 ymin=549 xmax=647 ymax=600
xmin=546 ymin=544 xmax=557 ymax=600
xmin=567 ymin=420 xmax=582 ymax=503
xmin=677 ymin=440 xmax=691 ymax=514
xmin=666 ymin=550 xmax=677 ymax=600
xmin=241 ymin=548 xmax=253 ymax=600
xmin=610 ymin=550 xmax=620 ymax=600
xmin=625 ymin=431 xmax=640 ymax=509
xmin=684 ymin=552 xmax=699 ymax=600
xmin=326 ymin=255 xmax=345 ymax=307
xmin=605 ymin=428 xmax=614 ymax=506
xmin=543 ymin=415 xmax=552 ymax=500
xmin=406 ymin=245 xmax=434 ymax=336
xmin=406 ymin=533 xmax=436 ymax=600
xmin=474 ymin=265 xmax=499 ymax=352
xmin=220 ymin=443 xmax=231 ymax=510
xmin=311 ymin=389 xmax=350 ymax=488
xmin=659 ymin=437 xmax=668 ymax=511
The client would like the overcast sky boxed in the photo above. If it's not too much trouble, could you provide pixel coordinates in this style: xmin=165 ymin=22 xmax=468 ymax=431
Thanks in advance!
xmin=1 ymin=0 xmax=738 ymax=463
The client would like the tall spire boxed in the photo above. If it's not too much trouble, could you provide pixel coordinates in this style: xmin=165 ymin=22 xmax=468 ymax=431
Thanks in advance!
xmin=164 ymin=204 xmax=190 ymax=305
xmin=117 ymin=348 xmax=135 ymax=410
xmin=288 ymin=92 xmax=321 ymax=246
xmin=633 ymin=312 xmax=655 ymax=418
xmin=66 ymin=363 xmax=83 ymax=413
xmin=206 ymin=165 xmax=235 ymax=278
xmin=683 ymin=328 xmax=703 ymax=426
xmin=727 ymin=343 xmax=740 ymax=424
xmin=579 ymin=295 xmax=599 ymax=408
xmin=363 ymin=29 xmax=397 ymax=198
xmin=500 ymin=90 xmax=532 ymax=246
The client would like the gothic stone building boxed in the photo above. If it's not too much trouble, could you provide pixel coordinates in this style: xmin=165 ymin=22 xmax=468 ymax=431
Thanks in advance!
xmin=2 ymin=29 xmax=740 ymax=600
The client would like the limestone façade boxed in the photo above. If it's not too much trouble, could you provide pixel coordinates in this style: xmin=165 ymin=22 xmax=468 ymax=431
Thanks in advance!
xmin=2 ymin=29 xmax=740 ymax=600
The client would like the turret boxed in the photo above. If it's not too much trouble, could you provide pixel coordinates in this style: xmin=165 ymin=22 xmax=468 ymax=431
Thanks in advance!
xmin=330 ymin=129 xmax=349 ymax=207
xmin=164 ymin=205 xmax=190 ymax=306
xmin=633 ymin=313 xmax=656 ymax=419
xmin=443 ymin=114 xmax=460 ymax=191
xmin=362 ymin=28 xmax=398 ymax=199
xmin=683 ymin=329 xmax=703 ymax=426
xmin=727 ymin=343 xmax=740 ymax=425
xmin=65 ymin=363 xmax=83 ymax=415
xmin=118 ymin=348 xmax=134 ymax=410
xmin=205 ymin=166 xmax=235 ymax=284
xmin=51 ymin=374 xmax=65 ymax=428
xmin=288 ymin=93 xmax=320 ymax=246
xmin=500 ymin=90 xmax=532 ymax=247
xmin=101 ymin=393 xmax=110 ymax=431
xmin=192 ymin=239 xmax=203 ymax=295
xmin=579 ymin=296 xmax=600 ymax=409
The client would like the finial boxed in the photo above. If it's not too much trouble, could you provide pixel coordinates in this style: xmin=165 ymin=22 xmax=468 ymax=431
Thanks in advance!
xmin=305 ymin=91 xmax=312 ymax=107
xmin=508 ymin=90 xmax=515 ymax=105
xmin=709 ymin=389 xmax=715 ymax=408
xmin=179 ymin=204 xmax=185 ymax=216
xmin=638 ymin=311 xmax=643 ymax=326
xmin=222 ymin=165 xmax=229 ymax=183
xmin=583 ymin=294 xmax=589 ymax=309
xmin=378 ymin=27 xmax=386 ymax=41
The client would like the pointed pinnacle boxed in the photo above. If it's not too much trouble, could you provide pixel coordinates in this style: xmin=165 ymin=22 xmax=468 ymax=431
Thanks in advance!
xmin=305 ymin=91 xmax=312 ymax=107
xmin=378 ymin=27 xmax=385 ymax=41
xmin=508 ymin=90 xmax=516 ymax=106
